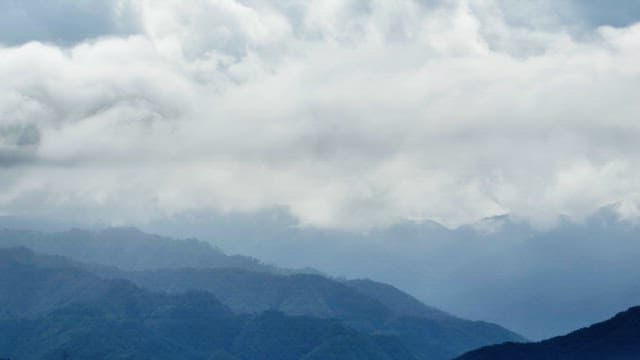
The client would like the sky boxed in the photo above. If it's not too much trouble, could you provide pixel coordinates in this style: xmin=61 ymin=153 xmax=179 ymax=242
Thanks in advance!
xmin=2 ymin=0 xmax=640 ymax=340
xmin=1 ymin=0 xmax=640 ymax=230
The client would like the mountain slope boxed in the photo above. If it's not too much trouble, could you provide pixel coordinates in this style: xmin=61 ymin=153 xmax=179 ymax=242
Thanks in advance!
xmin=0 ymin=226 xmax=525 ymax=359
xmin=0 ymin=247 xmax=127 ymax=319
xmin=107 ymin=268 xmax=394 ymax=328
xmin=98 ymin=266 xmax=525 ymax=359
xmin=457 ymin=306 xmax=640 ymax=360
xmin=345 ymin=279 xmax=452 ymax=320
xmin=0 ymin=247 xmax=411 ymax=360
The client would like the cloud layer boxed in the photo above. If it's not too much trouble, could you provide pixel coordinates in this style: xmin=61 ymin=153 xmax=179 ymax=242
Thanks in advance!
xmin=1 ymin=0 xmax=640 ymax=229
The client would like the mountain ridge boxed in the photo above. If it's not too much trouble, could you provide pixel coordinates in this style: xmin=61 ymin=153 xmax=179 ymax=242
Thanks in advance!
xmin=0 ymin=237 xmax=523 ymax=360
xmin=0 ymin=246 xmax=414 ymax=360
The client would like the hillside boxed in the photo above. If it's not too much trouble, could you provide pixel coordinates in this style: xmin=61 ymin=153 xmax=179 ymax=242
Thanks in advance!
xmin=108 ymin=267 xmax=524 ymax=359
xmin=0 ymin=247 xmax=412 ymax=360
xmin=458 ymin=306 xmax=640 ymax=360
xmin=0 ymin=243 xmax=523 ymax=359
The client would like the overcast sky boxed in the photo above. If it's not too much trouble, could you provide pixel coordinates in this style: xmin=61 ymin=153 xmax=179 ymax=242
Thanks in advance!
xmin=1 ymin=0 xmax=640 ymax=230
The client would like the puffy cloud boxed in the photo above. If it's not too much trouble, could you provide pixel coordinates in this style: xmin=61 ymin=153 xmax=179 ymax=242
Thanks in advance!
xmin=1 ymin=0 xmax=640 ymax=229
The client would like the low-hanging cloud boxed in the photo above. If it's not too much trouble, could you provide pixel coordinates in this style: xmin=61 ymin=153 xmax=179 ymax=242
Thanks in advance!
xmin=1 ymin=0 xmax=640 ymax=229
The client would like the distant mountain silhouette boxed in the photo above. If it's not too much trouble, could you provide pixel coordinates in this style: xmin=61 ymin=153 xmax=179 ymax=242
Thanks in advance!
xmin=0 ymin=227 xmax=309 ymax=273
xmin=457 ymin=306 xmax=640 ymax=360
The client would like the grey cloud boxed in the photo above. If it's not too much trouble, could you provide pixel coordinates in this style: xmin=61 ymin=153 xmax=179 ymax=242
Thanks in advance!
xmin=0 ymin=148 xmax=38 ymax=167
xmin=0 ymin=123 xmax=41 ymax=146
xmin=0 ymin=124 xmax=40 ymax=167
xmin=0 ymin=0 xmax=640 ymax=229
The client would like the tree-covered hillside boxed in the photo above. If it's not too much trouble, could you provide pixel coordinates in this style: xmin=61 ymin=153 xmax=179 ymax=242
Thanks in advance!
xmin=0 ymin=229 xmax=524 ymax=360
xmin=0 ymin=247 xmax=411 ymax=360
xmin=458 ymin=306 xmax=640 ymax=360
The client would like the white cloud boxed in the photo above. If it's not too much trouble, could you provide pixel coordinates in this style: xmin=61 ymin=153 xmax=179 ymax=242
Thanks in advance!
xmin=1 ymin=0 xmax=640 ymax=229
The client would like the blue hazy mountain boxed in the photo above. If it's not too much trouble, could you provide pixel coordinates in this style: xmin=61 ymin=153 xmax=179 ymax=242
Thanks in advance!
xmin=8 ymin=210 xmax=640 ymax=340
xmin=0 ymin=226 xmax=313 ymax=274
xmin=99 ymin=267 xmax=523 ymax=359
xmin=0 ymin=237 xmax=523 ymax=360
xmin=133 ymin=206 xmax=640 ymax=339
xmin=0 ymin=247 xmax=414 ymax=360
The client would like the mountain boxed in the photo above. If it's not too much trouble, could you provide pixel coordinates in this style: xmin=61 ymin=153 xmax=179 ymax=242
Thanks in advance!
xmin=0 ymin=227 xmax=292 ymax=273
xmin=457 ymin=306 xmax=640 ymax=360
xmin=138 ymin=206 xmax=640 ymax=340
xmin=100 ymin=268 xmax=394 ymax=326
xmin=0 ymin=238 xmax=524 ymax=360
xmin=0 ymin=247 xmax=125 ymax=319
xmin=344 ymin=279 xmax=452 ymax=321
xmin=0 ymin=247 xmax=412 ymax=360
xmin=109 ymin=268 xmax=525 ymax=359
xmin=7 ymin=207 xmax=640 ymax=340
xmin=95 ymin=266 xmax=526 ymax=357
